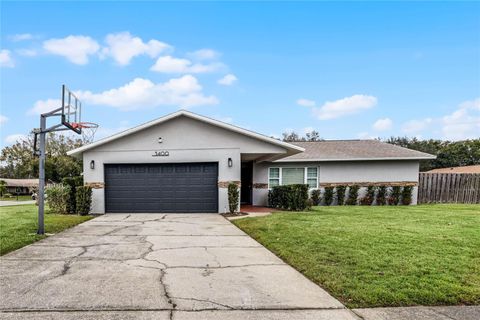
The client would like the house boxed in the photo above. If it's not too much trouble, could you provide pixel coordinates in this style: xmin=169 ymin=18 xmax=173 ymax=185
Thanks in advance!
xmin=426 ymin=165 xmax=480 ymax=174
xmin=67 ymin=110 xmax=435 ymax=214
xmin=0 ymin=178 xmax=38 ymax=195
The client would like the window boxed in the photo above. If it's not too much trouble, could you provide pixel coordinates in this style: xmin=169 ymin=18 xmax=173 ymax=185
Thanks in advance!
xmin=268 ymin=167 xmax=319 ymax=189
xmin=282 ymin=168 xmax=304 ymax=185
xmin=306 ymin=167 xmax=318 ymax=188
xmin=269 ymin=168 xmax=280 ymax=187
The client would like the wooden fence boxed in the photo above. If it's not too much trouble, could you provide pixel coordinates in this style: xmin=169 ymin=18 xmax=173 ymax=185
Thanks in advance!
xmin=418 ymin=173 xmax=480 ymax=204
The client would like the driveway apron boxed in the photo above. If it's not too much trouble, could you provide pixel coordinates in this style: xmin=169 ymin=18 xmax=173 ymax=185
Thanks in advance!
xmin=0 ymin=213 xmax=357 ymax=319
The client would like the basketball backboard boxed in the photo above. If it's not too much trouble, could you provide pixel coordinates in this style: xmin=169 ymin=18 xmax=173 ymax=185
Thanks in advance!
xmin=61 ymin=84 xmax=82 ymax=134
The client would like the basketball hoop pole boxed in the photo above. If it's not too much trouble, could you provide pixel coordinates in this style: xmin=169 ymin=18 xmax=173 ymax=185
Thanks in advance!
xmin=37 ymin=115 xmax=46 ymax=235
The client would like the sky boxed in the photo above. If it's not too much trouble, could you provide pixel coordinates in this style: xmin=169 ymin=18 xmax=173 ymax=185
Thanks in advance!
xmin=1 ymin=1 xmax=479 ymax=147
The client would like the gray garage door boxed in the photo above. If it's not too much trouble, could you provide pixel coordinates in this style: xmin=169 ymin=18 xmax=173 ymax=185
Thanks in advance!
xmin=104 ymin=163 xmax=218 ymax=213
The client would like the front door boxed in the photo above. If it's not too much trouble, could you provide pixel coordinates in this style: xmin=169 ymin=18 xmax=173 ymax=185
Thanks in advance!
xmin=240 ymin=162 xmax=253 ymax=204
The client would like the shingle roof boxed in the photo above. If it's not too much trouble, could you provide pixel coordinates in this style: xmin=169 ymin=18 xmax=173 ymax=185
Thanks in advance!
xmin=275 ymin=140 xmax=436 ymax=162
xmin=0 ymin=178 xmax=39 ymax=187
xmin=426 ymin=165 xmax=480 ymax=174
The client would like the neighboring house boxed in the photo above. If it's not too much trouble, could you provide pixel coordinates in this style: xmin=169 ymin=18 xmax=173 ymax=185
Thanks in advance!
xmin=0 ymin=178 xmax=38 ymax=195
xmin=426 ymin=165 xmax=480 ymax=174
xmin=67 ymin=110 xmax=435 ymax=214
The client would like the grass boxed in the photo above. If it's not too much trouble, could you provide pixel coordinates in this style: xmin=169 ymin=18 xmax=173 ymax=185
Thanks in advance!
xmin=0 ymin=204 xmax=92 ymax=255
xmin=233 ymin=204 xmax=480 ymax=308
xmin=0 ymin=195 xmax=33 ymax=201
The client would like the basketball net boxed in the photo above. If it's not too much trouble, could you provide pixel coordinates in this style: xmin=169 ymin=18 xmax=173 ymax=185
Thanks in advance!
xmin=71 ymin=122 xmax=99 ymax=144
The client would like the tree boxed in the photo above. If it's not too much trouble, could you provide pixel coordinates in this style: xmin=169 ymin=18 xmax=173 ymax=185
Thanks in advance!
xmin=0 ymin=133 xmax=83 ymax=182
xmin=0 ymin=180 xmax=6 ymax=196
xmin=385 ymin=137 xmax=480 ymax=171
xmin=282 ymin=130 xmax=323 ymax=142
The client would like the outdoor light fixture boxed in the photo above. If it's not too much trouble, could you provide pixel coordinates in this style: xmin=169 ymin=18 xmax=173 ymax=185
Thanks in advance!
xmin=228 ymin=158 xmax=233 ymax=167
xmin=90 ymin=160 xmax=95 ymax=170
xmin=158 ymin=137 xmax=163 ymax=143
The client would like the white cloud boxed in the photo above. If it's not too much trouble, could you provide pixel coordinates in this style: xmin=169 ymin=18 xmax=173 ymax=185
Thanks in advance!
xmin=0 ymin=50 xmax=15 ymax=68
xmin=401 ymin=118 xmax=433 ymax=134
xmin=4 ymin=134 xmax=28 ymax=145
xmin=76 ymin=75 xmax=218 ymax=111
xmin=297 ymin=98 xmax=316 ymax=107
xmin=373 ymin=118 xmax=393 ymax=131
xmin=151 ymin=55 xmax=224 ymax=74
xmin=357 ymin=132 xmax=377 ymax=139
xmin=16 ymin=49 xmax=37 ymax=57
xmin=101 ymin=32 xmax=171 ymax=65
xmin=27 ymin=99 xmax=61 ymax=115
xmin=188 ymin=49 xmax=219 ymax=60
xmin=218 ymin=74 xmax=237 ymax=86
xmin=441 ymin=98 xmax=480 ymax=140
xmin=312 ymin=94 xmax=377 ymax=120
xmin=9 ymin=33 xmax=33 ymax=42
xmin=43 ymin=35 xmax=100 ymax=65
xmin=0 ymin=115 xmax=8 ymax=124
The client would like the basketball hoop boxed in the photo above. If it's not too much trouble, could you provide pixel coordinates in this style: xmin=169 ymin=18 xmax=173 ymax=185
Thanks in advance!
xmin=71 ymin=122 xmax=99 ymax=144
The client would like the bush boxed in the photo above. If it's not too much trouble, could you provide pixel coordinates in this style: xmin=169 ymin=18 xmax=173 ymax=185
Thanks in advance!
xmin=62 ymin=176 xmax=83 ymax=214
xmin=227 ymin=182 xmax=240 ymax=213
xmin=269 ymin=184 xmax=309 ymax=211
xmin=75 ymin=186 xmax=92 ymax=215
xmin=346 ymin=185 xmax=360 ymax=205
xmin=336 ymin=186 xmax=347 ymax=205
xmin=3 ymin=193 xmax=13 ymax=198
xmin=323 ymin=187 xmax=334 ymax=206
xmin=310 ymin=189 xmax=321 ymax=206
xmin=401 ymin=186 xmax=413 ymax=205
xmin=388 ymin=186 xmax=402 ymax=205
xmin=46 ymin=184 xmax=71 ymax=214
xmin=360 ymin=186 xmax=376 ymax=205
xmin=376 ymin=186 xmax=387 ymax=205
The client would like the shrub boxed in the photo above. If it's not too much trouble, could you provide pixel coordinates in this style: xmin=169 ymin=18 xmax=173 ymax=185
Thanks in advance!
xmin=388 ymin=186 xmax=402 ymax=205
xmin=360 ymin=186 xmax=376 ymax=205
xmin=62 ymin=176 xmax=83 ymax=214
xmin=346 ymin=185 xmax=360 ymax=205
xmin=3 ymin=193 xmax=13 ymax=198
xmin=336 ymin=186 xmax=347 ymax=205
xmin=75 ymin=186 xmax=92 ymax=215
xmin=310 ymin=189 xmax=321 ymax=206
xmin=46 ymin=184 xmax=71 ymax=214
xmin=376 ymin=186 xmax=387 ymax=205
xmin=401 ymin=186 xmax=413 ymax=205
xmin=323 ymin=187 xmax=334 ymax=206
xmin=227 ymin=182 xmax=240 ymax=213
xmin=269 ymin=184 xmax=309 ymax=211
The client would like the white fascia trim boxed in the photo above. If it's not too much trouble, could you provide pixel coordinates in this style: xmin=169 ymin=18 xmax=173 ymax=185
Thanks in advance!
xmin=274 ymin=156 xmax=437 ymax=162
xmin=67 ymin=110 xmax=305 ymax=156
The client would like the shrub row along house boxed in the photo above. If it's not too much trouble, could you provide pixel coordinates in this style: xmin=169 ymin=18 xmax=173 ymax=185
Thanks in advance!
xmin=67 ymin=111 xmax=435 ymax=214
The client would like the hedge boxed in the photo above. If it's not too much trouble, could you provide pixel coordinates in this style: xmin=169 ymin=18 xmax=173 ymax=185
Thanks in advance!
xmin=228 ymin=182 xmax=240 ymax=213
xmin=268 ymin=184 xmax=309 ymax=211
xmin=75 ymin=186 xmax=92 ymax=216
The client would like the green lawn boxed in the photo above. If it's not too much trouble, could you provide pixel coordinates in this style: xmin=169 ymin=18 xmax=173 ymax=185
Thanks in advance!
xmin=234 ymin=204 xmax=480 ymax=308
xmin=0 ymin=195 xmax=33 ymax=201
xmin=0 ymin=204 xmax=92 ymax=255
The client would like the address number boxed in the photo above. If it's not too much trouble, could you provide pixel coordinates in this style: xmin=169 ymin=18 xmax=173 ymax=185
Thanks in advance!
xmin=153 ymin=151 xmax=169 ymax=157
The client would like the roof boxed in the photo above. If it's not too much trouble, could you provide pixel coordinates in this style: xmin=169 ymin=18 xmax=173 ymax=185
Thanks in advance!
xmin=275 ymin=140 xmax=436 ymax=162
xmin=0 ymin=178 xmax=39 ymax=187
xmin=67 ymin=110 xmax=304 ymax=157
xmin=426 ymin=165 xmax=480 ymax=174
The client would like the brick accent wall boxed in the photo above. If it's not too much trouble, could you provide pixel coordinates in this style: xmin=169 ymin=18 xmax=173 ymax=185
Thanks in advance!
xmin=218 ymin=181 xmax=241 ymax=188
xmin=319 ymin=181 xmax=417 ymax=187
xmin=253 ymin=183 xmax=268 ymax=189
xmin=85 ymin=182 xmax=105 ymax=189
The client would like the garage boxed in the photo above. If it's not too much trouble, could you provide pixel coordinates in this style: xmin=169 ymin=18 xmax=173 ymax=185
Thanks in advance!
xmin=104 ymin=163 xmax=218 ymax=213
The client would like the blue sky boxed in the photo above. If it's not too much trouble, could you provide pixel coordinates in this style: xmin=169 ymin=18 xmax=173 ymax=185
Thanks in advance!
xmin=1 ymin=1 xmax=479 ymax=147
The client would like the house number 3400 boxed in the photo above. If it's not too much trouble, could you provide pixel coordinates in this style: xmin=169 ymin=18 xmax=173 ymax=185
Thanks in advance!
xmin=153 ymin=151 xmax=169 ymax=157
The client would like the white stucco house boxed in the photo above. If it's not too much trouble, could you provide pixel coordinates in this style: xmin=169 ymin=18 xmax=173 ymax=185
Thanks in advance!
xmin=67 ymin=110 xmax=435 ymax=214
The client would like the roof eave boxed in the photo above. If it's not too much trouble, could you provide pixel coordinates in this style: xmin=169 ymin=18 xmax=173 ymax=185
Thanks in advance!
xmin=274 ymin=155 xmax=437 ymax=162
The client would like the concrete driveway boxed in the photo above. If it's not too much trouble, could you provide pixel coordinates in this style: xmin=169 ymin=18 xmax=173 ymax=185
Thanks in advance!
xmin=0 ymin=213 xmax=358 ymax=319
